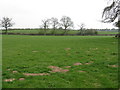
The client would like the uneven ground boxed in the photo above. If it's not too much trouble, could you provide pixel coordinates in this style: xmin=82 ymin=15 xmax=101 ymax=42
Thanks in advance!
xmin=2 ymin=35 xmax=118 ymax=88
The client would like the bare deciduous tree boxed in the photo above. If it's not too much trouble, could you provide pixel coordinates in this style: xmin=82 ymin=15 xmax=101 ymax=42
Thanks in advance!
xmin=78 ymin=23 xmax=85 ymax=35
xmin=60 ymin=16 xmax=74 ymax=34
xmin=0 ymin=17 xmax=14 ymax=34
xmin=102 ymin=0 xmax=120 ymax=37
xmin=102 ymin=0 xmax=120 ymax=23
xmin=78 ymin=23 xmax=85 ymax=30
xmin=41 ymin=18 xmax=50 ymax=35
xmin=50 ymin=17 xmax=59 ymax=35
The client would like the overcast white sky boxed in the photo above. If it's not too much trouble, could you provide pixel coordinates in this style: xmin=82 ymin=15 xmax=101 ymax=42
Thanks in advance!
xmin=0 ymin=0 xmax=117 ymax=29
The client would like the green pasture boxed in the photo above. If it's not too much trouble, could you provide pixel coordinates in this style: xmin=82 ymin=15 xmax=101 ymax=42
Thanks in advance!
xmin=2 ymin=29 xmax=78 ymax=34
xmin=98 ymin=31 xmax=118 ymax=34
xmin=2 ymin=29 xmax=118 ymax=35
xmin=2 ymin=35 xmax=118 ymax=88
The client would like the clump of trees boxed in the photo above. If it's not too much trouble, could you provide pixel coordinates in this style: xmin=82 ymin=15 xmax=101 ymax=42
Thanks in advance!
xmin=0 ymin=17 xmax=14 ymax=34
xmin=40 ymin=16 xmax=74 ymax=35
xmin=40 ymin=16 xmax=97 ymax=35
xmin=77 ymin=23 xmax=97 ymax=35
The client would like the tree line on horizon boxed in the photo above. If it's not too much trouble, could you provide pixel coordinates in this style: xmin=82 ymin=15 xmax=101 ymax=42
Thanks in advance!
xmin=0 ymin=16 xmax=98 ymax=35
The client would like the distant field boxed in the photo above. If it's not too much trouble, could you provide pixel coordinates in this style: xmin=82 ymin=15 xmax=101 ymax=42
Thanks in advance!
xmin=98 ymin=31 xmax=118 ymax=34
xmin=2 ymin=35 xmax=118 ymax=88
xmin=1 ymin=29 xmax=118 ymax=35
xmin=2 ymin=29 xmax=78 ymax=34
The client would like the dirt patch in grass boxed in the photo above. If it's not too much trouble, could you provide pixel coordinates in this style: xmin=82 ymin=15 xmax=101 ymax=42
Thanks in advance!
xmin=51 ymin=69 xmax=69 ymax=73
xmin=12 ymin=71 xmax=18 ymax=73
xmin=65 ymin=48 xmax=71 ymax=51
xmin=73 ymin=61 xmax=94 ymax=66
xmin=73 ymin=62 xmax=82 ymax=66
xmin=108 ymin=65 xmax=118 ymax=68
xmin=7 ymin=69 xmax=11 ymax=71
xmin=4 ymin=78 xmax=15 ymax=82
xmin=48 ymin=66 xmax=69 ymax=73
xmin=64 ymin=66 xmax=71 ymax=68
xmin=78 ymin=71 xmax=86 ymax=73
xmin=32 ymin=51 xmax=38 ymax=53
xmin=84 ymin=61 xmax=94 ymax=65
xmin=19 ymin=78 xmax=25 ymax=81
xmin=23 ymin=73 xmax=50 ymax=76
xmin=48 ymin=66 xmax=60 ymax=69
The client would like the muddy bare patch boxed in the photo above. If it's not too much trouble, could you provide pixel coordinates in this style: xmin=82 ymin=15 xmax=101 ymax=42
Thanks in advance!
xmin=48 ymin=66 xmax=60 ymax=69
xmin=78 ymin=71 xmax=86 ymax=73
xmin=65 ymin=48 xmax=71 ymax=51
xmin=51 ymin=69 xmax=69 ymax=73
xmin=12 ymin=71 xmax=18 ymax=73
xmin=19 ymin=78 xmax=25 ymax=81
xmin=108 ymin=65 xmax=118 ymax=68
xmin=64 ymin=66 xmax=71 ymax=68
xmin=48 ymin=66 xmax=69 ymax=73
xmin=4 ymin=78 xmax=15 ymax=82
xmin=84 ymin=61 xmax=94 ymax=65
xmin=73 ymin=62 xmax=82 ymax=66
xmin=23 ymin=73 xmax=50 ymax=76
xmin=32 ymin=51 xmax=38 ymax=53
xmin=7 ymin=69 xmax=11 ymax=71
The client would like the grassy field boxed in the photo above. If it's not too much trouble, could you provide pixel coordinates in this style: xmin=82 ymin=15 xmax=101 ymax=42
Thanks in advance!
xmin=2 ymin=29 xmax=118 ymax=35
xmin=98 ymin=31 xmax=118 ymax=34
xmin=2 ymin=35 xmax=118 ymax=88
xmin=2 ymin=29 xmax=78 ymax=34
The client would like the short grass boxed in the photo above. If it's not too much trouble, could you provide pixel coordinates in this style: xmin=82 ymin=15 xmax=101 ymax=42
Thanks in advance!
xmin=2 ymin=35 xmax=118 ymax=88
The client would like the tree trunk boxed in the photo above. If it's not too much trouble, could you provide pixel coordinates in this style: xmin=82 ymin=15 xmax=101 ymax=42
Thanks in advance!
xmin=115 ymin=27 xmax=120 ymax=37
xmin=44 ymin=26 xmax=47 ymax=35
xmin=51 ymin=28 xmax=56 ymax=35
xmin=44 ymin=29 xmax=46 ymax=35
xmin=64 ymin=27 xmax=67 ymax=35
xmin=117 ymin=15 xmax=120 ymax=37
xmin=53 ymin=29 xmax=56 ymax=35
xmin=5 ymin=27 xmax=8 ymax=34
